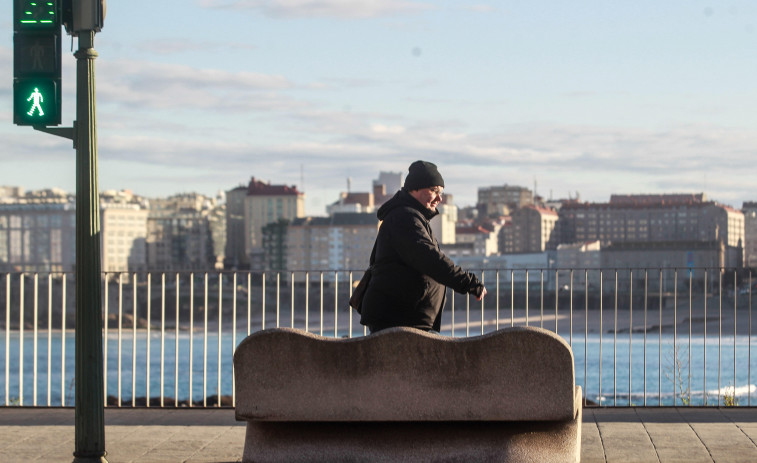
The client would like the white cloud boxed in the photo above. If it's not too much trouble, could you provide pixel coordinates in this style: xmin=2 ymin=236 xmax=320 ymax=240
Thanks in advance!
xmin=198 ymin=0 xmax=432 ymax=19
xmin=8 ymin=114 xmax=749 ymax=213
xmin=96 ymin=59 xmax=301 ymax=112
xmin=371 ymin=124 xmax=406 ymax=134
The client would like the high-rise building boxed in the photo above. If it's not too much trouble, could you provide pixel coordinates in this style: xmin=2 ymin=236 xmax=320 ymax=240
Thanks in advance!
xmin=100 ymin=190 xmax=149 ymax=272
xmin=224 ymin=186 xmax=248 ymax=268
xmin=500 ymin=205 xmax=559 ymax=254
xmin=373 ymin=171 xmax=403 ymax=206
xmin=261 ymin=218 xmax=289 ymax=272
xmin=243 ymin=178 xmax=305 ymax=271
xmin=743 ymin=201 xmax=757 ymax=268
xmin=477 ymin=185 xmax=534 ymax=217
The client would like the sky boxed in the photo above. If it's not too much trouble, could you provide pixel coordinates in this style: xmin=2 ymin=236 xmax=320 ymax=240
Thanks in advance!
xmin=3 ymin=0 xmax=756 ymax=215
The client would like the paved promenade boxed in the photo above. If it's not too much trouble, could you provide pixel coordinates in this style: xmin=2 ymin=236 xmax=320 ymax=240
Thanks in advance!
xmin=1 ymin=407 xmax=756 ymax=462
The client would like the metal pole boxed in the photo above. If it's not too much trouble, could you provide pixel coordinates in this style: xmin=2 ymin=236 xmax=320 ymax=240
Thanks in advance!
xmin=73 ymin=29 xmax=108 ymax=463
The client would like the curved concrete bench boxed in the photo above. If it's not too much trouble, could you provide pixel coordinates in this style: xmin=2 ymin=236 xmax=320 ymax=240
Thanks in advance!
xmin=234 ymin=326 xmax=582 ymax=462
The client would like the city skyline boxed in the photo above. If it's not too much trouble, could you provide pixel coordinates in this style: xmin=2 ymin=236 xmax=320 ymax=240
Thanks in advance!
xmin=3 ymin=1 xmax=756 ymax=216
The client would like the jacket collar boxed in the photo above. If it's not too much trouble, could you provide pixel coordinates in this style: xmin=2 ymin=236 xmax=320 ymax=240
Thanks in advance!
xmin=377 ymin=189 xmax=439 ymax=222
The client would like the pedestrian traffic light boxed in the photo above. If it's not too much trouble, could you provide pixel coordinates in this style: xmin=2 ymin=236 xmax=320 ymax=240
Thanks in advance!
xmin=13 ymin=0 xmax=62 ymax=126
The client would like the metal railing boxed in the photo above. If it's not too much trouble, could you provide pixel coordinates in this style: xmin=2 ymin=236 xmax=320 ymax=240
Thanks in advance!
xmin=0 ymin=268 xmax=754 ymax=408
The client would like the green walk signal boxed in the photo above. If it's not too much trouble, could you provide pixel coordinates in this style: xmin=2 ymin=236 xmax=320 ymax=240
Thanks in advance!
xmin=14 ymin=79 xmax=58 ymax=126
xmin=13 ymin=0 xmax=62 ymax=126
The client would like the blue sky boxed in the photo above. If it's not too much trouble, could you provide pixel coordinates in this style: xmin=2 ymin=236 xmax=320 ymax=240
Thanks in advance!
xmin=3 ymin=0 xmax=756 ymax=215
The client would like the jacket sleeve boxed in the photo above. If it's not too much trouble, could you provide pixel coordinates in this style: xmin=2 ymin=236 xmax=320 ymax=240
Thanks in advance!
xmin=385 ymin=209 xmax=484 ymax=296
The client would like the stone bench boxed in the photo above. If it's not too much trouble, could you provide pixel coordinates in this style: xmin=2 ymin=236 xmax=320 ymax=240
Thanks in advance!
xmin=234 ymin=326 xmax=582 ymax=463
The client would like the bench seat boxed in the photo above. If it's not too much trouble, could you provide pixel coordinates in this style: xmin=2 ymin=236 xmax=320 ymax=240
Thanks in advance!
xmin=234 ymin=326 xmax=582 ymax=462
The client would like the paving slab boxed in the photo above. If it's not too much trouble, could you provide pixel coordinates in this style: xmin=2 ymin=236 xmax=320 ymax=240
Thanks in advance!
xmin=654 ymin=446 xmax=713 ymax=463
xmin=598 ymin=421 xmax=659 ymax=463
xmin=1 ymin=407 xmax=757 ymax=462
xmin=690 ymin=422 xmax=757 ymax=450
xmin=706 ymin=446 xmax=757 ymax=463
xmin=580 ymin=420 xmax=606 ymax=463
xmin=644 ymin=422 xmax=705 ymax=447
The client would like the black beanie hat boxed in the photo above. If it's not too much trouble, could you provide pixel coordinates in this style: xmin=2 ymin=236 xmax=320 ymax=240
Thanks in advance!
xmin=403 ymin=161 xmax=445 ymax=191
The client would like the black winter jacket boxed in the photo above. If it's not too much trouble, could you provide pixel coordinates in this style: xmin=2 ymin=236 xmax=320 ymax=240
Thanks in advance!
xmin=359 ymin=189 xmax=485 ymax=332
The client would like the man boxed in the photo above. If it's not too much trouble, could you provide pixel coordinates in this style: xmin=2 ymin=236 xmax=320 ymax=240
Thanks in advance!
xmin=360 ymin=160 xmax=487 ymax=333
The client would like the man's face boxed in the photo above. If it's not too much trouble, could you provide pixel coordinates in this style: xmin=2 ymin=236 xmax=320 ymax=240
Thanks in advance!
xmin=410 ymin=186 xmax=444 ymax=211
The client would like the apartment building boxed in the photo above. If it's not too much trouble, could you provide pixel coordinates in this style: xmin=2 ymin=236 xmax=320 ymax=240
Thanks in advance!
xmin=499 ymin=205 xmax=559 ymax=254
xmin=0 ymin=188 xmax=76 ymax=272
xmin=477 ymin=184 xmax=533 ymax=217
xmin=244 ymin=178 xmax=305 ymax=271
xmin=223 ymin=178 xmax=305 ymax=270
xmin=453 ymin=220 xmax=502 ymax=257
xmin=224 ymin=186 xmax=248 ymax=268
xmin=744 ymin=202 xmax=757 ymax=268
xmin=286 ymin=213 xmax=378 ymax=272
xmin=146 ymin=193 xmax=224 ymax=270
xmin=262 ymin=218 xmax=288 ymax=272
xmin=430 ymin=195 xmax=457 ymax=245
xmin=100 ymin=191 xmax=149 ymax=272
xmin=558 ymin=194 xmax=744 ymax=267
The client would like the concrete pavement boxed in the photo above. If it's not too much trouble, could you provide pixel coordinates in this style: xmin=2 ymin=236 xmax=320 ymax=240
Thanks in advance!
xmin=583 ymin=407 xmax=757 ymax=463
xmin=1 ymin=407 xmax=757 ymax=462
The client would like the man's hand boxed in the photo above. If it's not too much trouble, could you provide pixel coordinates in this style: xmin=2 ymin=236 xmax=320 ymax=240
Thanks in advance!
xmin=476 ymin=287 xmax=487 ymax=301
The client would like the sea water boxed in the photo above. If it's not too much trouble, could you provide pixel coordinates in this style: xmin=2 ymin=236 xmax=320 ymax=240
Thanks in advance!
xmin=1 ymin=330 xmax=756 ymax=407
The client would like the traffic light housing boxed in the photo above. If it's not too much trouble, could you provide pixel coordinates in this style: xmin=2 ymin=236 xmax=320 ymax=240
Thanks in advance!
xmin=13 ymin=0 xmax=62 ymax=126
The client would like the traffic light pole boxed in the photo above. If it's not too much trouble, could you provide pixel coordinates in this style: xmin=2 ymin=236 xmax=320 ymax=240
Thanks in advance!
xmin=16 ymin=2 xmax=106 ymax=458
xmin=72 ymin=30 xmax=108 ymax=463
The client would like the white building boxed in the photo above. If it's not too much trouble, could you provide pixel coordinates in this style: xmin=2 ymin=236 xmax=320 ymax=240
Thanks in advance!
xmin=430 ymin=195 xmax=457 ymax=245
xmin=451 ymin=252 xmax=558 ymax=291
xmin=100 ymin=191 xmax=149 ymax=272
xmin=326 ymin=192 xmax=375 ymax=215
xmin=556 ymin=241 xmax=601 ymax=270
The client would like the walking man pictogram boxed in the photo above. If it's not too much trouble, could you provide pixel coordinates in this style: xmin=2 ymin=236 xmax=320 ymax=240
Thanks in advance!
xmin=27 ymin=87 xmax=44 ymax=116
